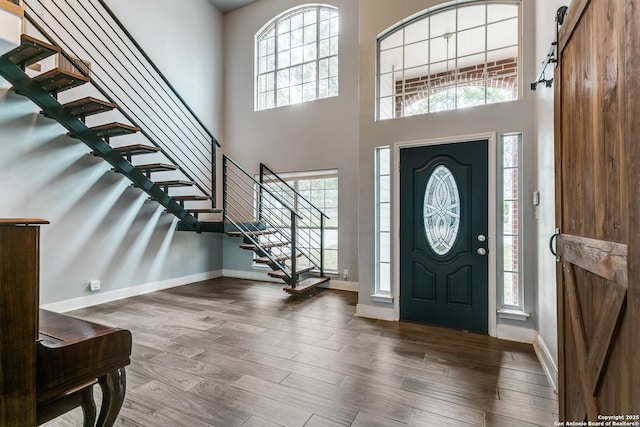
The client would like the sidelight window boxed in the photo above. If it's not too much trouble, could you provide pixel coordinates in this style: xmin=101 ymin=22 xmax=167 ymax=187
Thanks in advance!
xmin=501 ymin=133 xmax=523 ymax=310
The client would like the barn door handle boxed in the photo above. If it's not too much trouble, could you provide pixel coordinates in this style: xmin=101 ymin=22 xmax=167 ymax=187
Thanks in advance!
xmin=549 ymin=228 xmax=560 ymax=262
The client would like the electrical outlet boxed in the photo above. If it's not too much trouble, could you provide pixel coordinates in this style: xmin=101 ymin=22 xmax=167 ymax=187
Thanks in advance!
xmin=90 ymin=280 xmax=100 ymax=292
xmin=343 ymin=269 xmax=349 ymax=280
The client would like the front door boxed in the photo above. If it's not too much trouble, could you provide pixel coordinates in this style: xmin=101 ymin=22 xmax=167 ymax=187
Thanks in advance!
xmin=400 ymin=140 xmax=488 ymax=333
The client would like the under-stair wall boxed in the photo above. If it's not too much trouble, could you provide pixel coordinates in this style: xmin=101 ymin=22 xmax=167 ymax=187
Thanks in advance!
xmin=0 ymin=0 xmax=225 ymax=309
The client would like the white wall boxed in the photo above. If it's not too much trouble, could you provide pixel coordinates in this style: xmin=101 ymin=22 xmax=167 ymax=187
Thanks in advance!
xmin=0 ymin=0 xmax=224 ymax=306
xmin=533 ymin=0 xmax=568 ymax=387
xmin=357 ymin=0 xmax=539 ymax=333
xmin=221 ymin=0 xmax=360 ymax=284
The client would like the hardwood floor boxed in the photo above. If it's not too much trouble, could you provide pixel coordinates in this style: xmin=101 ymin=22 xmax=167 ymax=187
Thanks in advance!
xmin=42 ymin=277 xmax=558 ymax=427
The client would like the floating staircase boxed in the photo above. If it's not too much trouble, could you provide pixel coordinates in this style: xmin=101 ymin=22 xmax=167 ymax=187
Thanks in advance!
xmin=223 ymin=156 xmax=330 ymax=294
xmin=0 ymin=34 xmax=221 ymax=233
xmin=1 ymin=26 xmax=329 ymax=294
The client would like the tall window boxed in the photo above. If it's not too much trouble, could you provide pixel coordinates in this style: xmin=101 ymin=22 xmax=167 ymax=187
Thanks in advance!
xmin=377 ymin=1 xmax=520 ymax=120
xmin=375 ymin=147 xmax=392 ymax=294
xmin=256 ymin=5 xmax=339 ymax=111
xmin=501 ymin=133 xmax=522 ymax=309
xmin=261 ymin=171 xmax=339 ymax=273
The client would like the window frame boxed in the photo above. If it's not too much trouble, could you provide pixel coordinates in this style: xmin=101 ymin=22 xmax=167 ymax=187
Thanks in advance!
xmin=498 ymin=132 xmax=526 ymax=316
xmin=375 ymin=0 xmax=522 ymax=120
xmin=255 ymin=4 xmax=339 ymax=111
xmin=257 ymin=169 xmax=339 ymax=274
xmin=375 ymin=146 xmax=392 ymax=296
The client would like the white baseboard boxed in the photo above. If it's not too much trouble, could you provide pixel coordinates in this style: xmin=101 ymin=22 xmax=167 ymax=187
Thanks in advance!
xmin=319 ymin=279 xmax=358 ymax=292
xmin=356 ymin=303 xmax=394 ymax=321
xmin=41 ymin=270 xmax=223 ymax=313
xmin=223 ymin=270 xmax=358 ymax=292
xmin=496 ymin=323 xmax=535 ymax=343
xmin=533 ymin=331 xmax=559 ymax=392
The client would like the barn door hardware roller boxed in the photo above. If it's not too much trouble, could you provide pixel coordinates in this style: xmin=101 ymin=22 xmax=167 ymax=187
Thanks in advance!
xmin=530 ymin=6 xmax=569 ymax=91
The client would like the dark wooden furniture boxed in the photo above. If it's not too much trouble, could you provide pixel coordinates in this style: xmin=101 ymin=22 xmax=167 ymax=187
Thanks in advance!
xmin=37 ymin=309 xmax=132 ymax=426
xmin=0 ymin=218 xmax=47 ymax=426
xmin=0 ymin=218 xmax=132 ymax=426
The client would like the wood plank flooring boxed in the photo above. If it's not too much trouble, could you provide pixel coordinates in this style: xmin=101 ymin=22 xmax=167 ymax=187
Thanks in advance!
xmin=42 ymin=277 xmax=558 ymax=427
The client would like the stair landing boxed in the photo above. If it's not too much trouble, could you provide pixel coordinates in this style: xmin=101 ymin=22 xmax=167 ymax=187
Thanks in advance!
xmin=283 ymin=277 xmax=330 ymax=295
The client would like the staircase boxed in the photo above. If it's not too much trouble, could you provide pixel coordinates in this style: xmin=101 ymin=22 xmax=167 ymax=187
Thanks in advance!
xmin=0 ymin=36 xmax=220 ymax=233
xmin=223 ymin=156 xmax=330 ymax=293
xmin=0 ymin=2 xmax=330 ymax=293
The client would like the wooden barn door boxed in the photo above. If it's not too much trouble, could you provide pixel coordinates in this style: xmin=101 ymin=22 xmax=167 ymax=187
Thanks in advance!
xmin=555 ymin=0 xmax=640 ymax=421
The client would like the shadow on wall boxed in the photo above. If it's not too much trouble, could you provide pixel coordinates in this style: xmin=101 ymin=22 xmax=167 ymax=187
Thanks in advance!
xmin=0 ymin=88 xmax=222 ymax=305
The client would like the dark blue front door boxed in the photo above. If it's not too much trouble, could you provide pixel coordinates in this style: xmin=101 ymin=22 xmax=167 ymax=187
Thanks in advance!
xmin=399 ymin=140 xmax=488 ymax=333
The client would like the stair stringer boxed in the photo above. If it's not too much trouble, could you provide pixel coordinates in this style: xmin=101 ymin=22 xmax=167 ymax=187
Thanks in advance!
xmin=0 ymin=49 xmax=203 ymax=232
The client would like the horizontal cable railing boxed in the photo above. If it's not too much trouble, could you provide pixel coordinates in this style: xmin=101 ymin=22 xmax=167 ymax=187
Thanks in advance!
xmin=260 ymin=163 xmax=328 ymax=277
xmin=23 ymin=0 xmax=218 ymax=205
xmin=223 ymin=155 xmax=304 ymax=283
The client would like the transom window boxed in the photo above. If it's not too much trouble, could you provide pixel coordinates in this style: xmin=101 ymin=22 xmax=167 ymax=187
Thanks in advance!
xmin=377 ymin=1 xmax=520 ymax=120
xmin=256 ymin=4 xmax=339 ymax=111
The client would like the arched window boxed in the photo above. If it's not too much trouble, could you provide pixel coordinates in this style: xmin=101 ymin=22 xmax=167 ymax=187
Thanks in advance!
xmin=256 ymin=4 xmax=339 ymax=111
xmin=377 ymin=1 xmax=520 ymax=120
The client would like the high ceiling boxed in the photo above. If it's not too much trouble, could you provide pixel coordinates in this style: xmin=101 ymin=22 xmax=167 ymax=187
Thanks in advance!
xmin=207 ymin=0 xmax=258 ymax=14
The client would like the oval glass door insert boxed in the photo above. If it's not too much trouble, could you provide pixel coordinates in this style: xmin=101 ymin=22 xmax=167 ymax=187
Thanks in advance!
xmin=423 ymin=165 xmax=461 ymax=255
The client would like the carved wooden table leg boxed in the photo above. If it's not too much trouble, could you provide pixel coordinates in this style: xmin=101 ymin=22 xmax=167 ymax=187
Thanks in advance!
xmin=96 ymin=368 xmax=126 ymax=427
xmin=81 ymin=386 xmax=96 ymax=427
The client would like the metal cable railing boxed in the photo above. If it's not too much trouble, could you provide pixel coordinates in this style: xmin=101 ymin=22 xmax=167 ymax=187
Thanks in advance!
xmin=23 ymin=0 xmax=218 ymax=204
xmin=260 ymin=163 xmax=328 ymax=276
xmin=223 ymin=155 xmax=302 ymax=282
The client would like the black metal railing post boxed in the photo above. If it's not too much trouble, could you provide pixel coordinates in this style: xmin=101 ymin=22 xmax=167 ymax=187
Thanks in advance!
xmin=222 ymin=155 xmax=228 ymax=215
xmin=290 ymin=210 xmax=297 ymax=288
xmin=320 ymin=216 xmax=325 ymax=277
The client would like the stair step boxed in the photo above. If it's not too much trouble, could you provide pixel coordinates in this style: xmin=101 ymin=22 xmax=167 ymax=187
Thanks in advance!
xmin=153 ymin=180 xmax=196 ymax=188
xmin=227 ymin=229 xmax=277 ymax=237
xmin=284 ymin=277 xmax=330 ymax=294
xmin=254 ymin=253 xmax=301 ymax=264
xmin=31 ymin=68 xmax=89 ymax=94
xmin=187 ymin=208 xmax=223 ymax=214
xmin=133 ymin=163 xmax=179 ymax=173
xmin=87 ymin=122 xmax=140 ymax=139
xmin=113 ymin=144 xmax=161 ymax=157
xmin=60 ymin=97 xmax=117 ymax=118
xmin=268 ymin=266 xmax=314 ymax=279
xmin=8 ymin=34 xmax=60 ymax=68
xmin=239 ymin=241 xmax=288 ymax=250
xmin=172 ymin=195 xmax=210 ymax=202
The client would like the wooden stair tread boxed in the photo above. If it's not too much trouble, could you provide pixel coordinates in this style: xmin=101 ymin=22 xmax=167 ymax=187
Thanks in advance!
xmin=187 ymin=208 xmax=223 ymax=214
xmin=227 ymin=229 xmax=276 ymax=237
xmin=8 ymin=34 xmax=60 ymax=68
xmin=113 ymin=144 xmax=161 ymax=156
xmin=284 ymin=277 xmax=330 ymax=294
xmin=89 ymin=122 xmax=140 ymax=138
xmin=60 ymin=97 xmax=117 ymax=118
xmin=268 ymin=266 xmax=314 ymax=279
xmin=172 ymin=195 xmax=210 ymax=201
xmin=113 ymin=163 xmax=178 ymax=174
xmin=254 ymin=253 xmax=300 ymax=264
xmin=239 ymin=241 xmax=288 ymax=250
xmin=31 ymin=68 xmax=89 ymax=93
xmin=134 ymin=163 xmax=178 ymax=172
xmin=153 ymin=180 xmax=196 ymax=187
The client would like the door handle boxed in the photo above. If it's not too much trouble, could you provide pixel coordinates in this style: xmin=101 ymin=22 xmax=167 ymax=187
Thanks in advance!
xmin=477 ymin=247 xmax=487 ymax=256
xmin=549 ymin=228 xmax=560 ymax=262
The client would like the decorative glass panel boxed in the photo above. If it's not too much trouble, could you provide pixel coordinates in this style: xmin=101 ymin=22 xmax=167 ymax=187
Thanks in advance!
xmin=423 ymin=165 xmax=461 ymax=255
